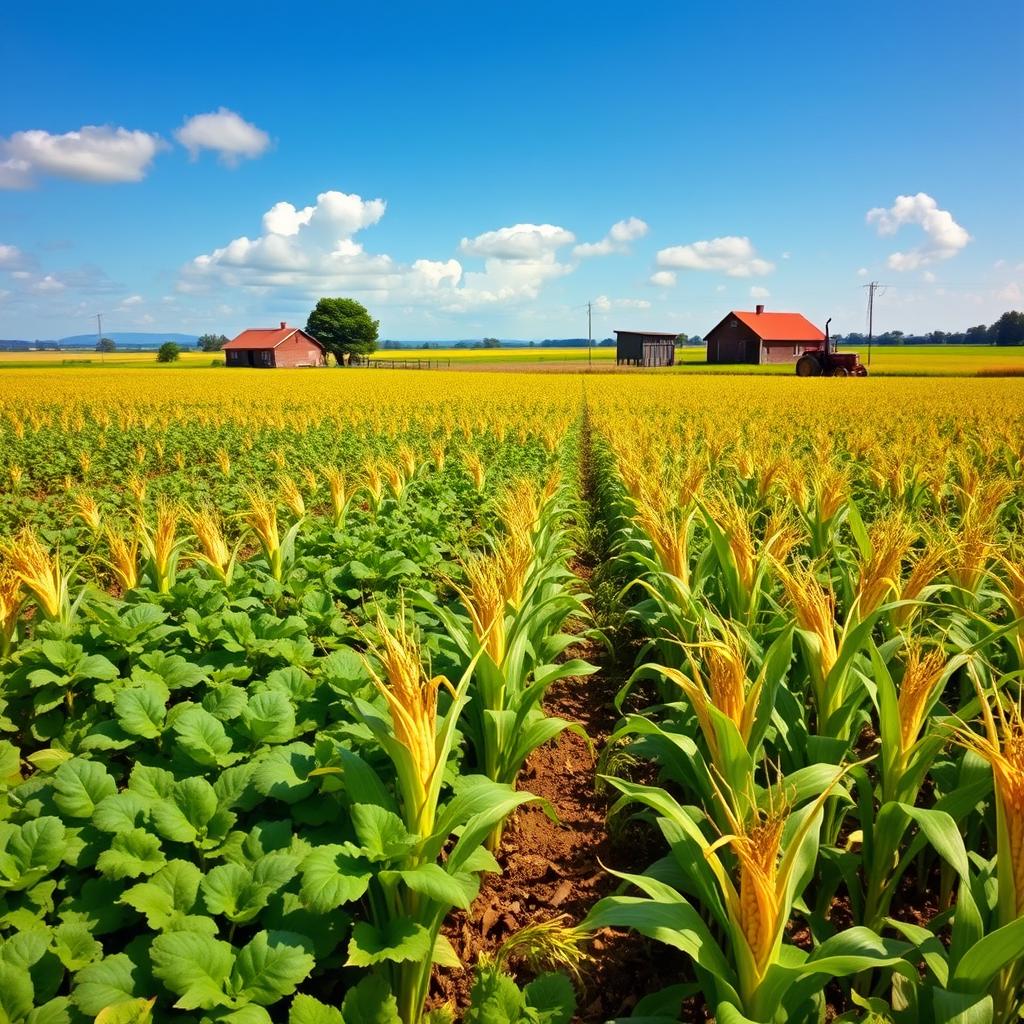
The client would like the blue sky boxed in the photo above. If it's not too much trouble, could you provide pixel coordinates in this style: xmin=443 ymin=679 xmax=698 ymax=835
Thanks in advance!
xmin=1 ymin=0 xmax=1022 ymax=341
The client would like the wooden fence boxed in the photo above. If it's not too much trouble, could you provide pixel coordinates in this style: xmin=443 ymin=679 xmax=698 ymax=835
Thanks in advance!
xmin=350 ymin=357 xmax=452 ymax=370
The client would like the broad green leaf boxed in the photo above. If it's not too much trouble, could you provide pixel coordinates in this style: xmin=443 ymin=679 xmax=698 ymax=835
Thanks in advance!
xmin=0 ymin=961 xmax=34 ymax=1021
xmin=93 ymin=792 xmax=149 ymax=833
xmin=339 ymin=974 xmax=401 ymax=1024
xmin=299 ymin=846 xmax=372 ymax=913
xmin=379 ymin=863 xmax=476 ymax=910
xmin=71 ymin=954 xmax=141 ymax=1015
xmin=229 ymin=931 xmax=315 ymax=1005
xmin=96 ymin=828 xmax=165 ymax=879
xmin=94 ymin=997 xmax=156 ymax=1024
xmin=150 ymin=931 xmax=234 ymax=1010
xmin=289 ymin=994 xmax=343 ymax=1024
xmin=52 ymin=919 xmax=102 ymax=970
xmin=348 ymin=804 xmax=416 ymax=862
xmin=52 ymin=759 xmax=116 ymax=819
xmin=114 ymin=688 xmax=166 ymax=739
xmin=346 ymin=918 xmax=432 ymax=967
xmin=120 ymin=859 xmax=201 ymax=928
xmin=150 ymin=777 xmax=218 ymax=844
xmin=201 ymin=863 xmax=272 ymax=924
xmin=26 ymin=997 xmax=72 ymax=1024
xmin=241 ymin=692 xmax=296 ymax=744
xmin=173 ymin=707 xmax=239 ymax=767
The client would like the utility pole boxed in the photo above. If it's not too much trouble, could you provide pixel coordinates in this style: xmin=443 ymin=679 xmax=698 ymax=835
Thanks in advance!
xmin=96 ymin=313 xmax=104 ymax=364
xmin=863 ymin=282 xmax=878 ymax=368
xmin=587 ymin=300 xmax=592 ymax=368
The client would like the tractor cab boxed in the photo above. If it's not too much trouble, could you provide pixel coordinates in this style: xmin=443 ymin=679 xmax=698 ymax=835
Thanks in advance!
xmin=795 ymin=318 xmax=868 ymax=377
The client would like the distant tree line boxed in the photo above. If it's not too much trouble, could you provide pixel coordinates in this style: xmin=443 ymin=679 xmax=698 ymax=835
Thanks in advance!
xmin=835 ymin=310 xmax=1024 ymax=347
xmin=197 ymin=333 xmax=230 ymax=351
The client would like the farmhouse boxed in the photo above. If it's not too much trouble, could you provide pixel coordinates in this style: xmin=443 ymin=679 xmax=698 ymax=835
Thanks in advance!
xmin=704 ymin=306 xmax=824 ymax=365
xmin=615 ymin=330 xmax=677 ymax=367
xmin=223 ymin=322 xmax=326 ymax=368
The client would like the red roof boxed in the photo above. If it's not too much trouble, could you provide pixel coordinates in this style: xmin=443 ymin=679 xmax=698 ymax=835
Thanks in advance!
xmin=729 ymin=310 xmax=824 ymax=343
xmin=224 ymin=324 xmax=324 ymax=351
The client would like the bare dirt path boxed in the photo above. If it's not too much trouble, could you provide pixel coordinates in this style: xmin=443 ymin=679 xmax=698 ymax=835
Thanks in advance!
xmin=432 ymin=406 xmax=687 ymax=1021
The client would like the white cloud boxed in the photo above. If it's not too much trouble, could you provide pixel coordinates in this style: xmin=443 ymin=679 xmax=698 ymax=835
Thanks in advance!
xmin=866 ymin=192 xmax=970 ymax=270
xmin=0 ymin=244 xmax=25 ymax=268
xmin=183 ymin=190 xmax=578 ymax=312
xmin=460 ymin=223 xmax=574 ymax=260
xmin=574 ymin=217 xmax=648 ymax=258
xmin=857 ymin=267 xmax=869 ymax=277
xmin=922 ymin=271 xmax=936 ymax=283
xmin=650 ymin=270 xmax=676 ymax=287
xmin=175 ymin=108 xmax=270 ymax=165
xmin=781 ymin=251 xmax=791 ymax=260
xmin=996 ymin=282 xmax=1022 ymax=303
xmin=593 ymin=295 xmax=651 ymax=312
xmin=0 ymin=126 xmax=164 ymax=186
xmin=656 ymin=236 xmax=774 ymax=277
xmin=749 ymin=286 xmax=770 ymax=299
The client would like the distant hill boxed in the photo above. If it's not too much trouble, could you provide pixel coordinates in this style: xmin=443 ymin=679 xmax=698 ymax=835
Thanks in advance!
xmin=58 ymin=332 xmax=199 ymax=349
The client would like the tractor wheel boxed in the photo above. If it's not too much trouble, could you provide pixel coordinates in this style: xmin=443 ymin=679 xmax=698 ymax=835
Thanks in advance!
xmin=795 ymin=354 xmax=821 ymax=377
xmin=833 ymin=366 xmax=849 ymax=378
xmin=856 ymin=366 xmax=869 ymax=377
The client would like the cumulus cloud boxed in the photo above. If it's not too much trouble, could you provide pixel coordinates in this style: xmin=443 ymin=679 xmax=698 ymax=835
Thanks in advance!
xmin=749 ymin=286 xmax=770 ymax=299
xmin=182 ymin=192 xmax=609 ymax=315
xmin=574 ymin=217 xmax=648 ymax=258
xmin=460 ymin=223 xmax=574 ymax=260
xmin=175 ymin=108 xmax=271 ymax=165
xmin=593 ymin=295 xmax=652 ymax=312
xmin=656 ymin=236 xmax=775 ymax=277
xmin=0 ymin=126 xmax=164 ymax=187
xmin=649 ymin=270 xmax=676 ymax=287
xmin=866 ymin=192 xmax=970 ymax=271
xmin=0 ymin=244 xmax=25 ymax=268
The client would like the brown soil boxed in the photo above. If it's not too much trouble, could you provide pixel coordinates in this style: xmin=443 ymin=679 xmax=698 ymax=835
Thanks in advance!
xmin=429 ymin=553 xmax=692 ymax=1021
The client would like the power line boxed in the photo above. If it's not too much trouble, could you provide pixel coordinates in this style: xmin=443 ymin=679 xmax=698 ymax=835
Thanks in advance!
xmin=862 ymin=282 xmax=888 ymax=368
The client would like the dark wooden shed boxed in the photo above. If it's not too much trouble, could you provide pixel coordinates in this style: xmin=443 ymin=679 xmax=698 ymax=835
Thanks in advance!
xmin=704 ymin=306 xmax=824 ymax=365
xmin=615 ymin=330 xmax=677 ymax=367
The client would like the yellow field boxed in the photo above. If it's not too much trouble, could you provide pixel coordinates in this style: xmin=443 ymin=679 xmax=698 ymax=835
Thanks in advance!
xmin=2 ymin=343 xmax=1022 ymax=376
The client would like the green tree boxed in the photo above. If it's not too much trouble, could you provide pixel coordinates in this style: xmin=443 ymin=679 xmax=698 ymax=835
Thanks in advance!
xmin=156 ymin=341 xmax=181 ymax=363
xmin=95 ymin=337 xmax=117 ymax=353
xmin=675 ymin=332 xmax=689 ymax=347
xmin=305 ymin=297 xmax=379 ymax=361
xmin=197 ymin=333 xmax=229 ymax=352
xmin=990 ymin=310 xmax=1024 ymax=346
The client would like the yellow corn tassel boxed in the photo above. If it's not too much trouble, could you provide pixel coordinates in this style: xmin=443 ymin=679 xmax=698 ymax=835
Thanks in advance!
xmin=106 ymin=528 xmax=140 ymax=592
xmin=362 ymin=607 xmax=454 ymax=836
xmin=187 ymin=506 xmax=232 ymax=581
xmin=954 ymin=691 xmax=1024 ymax=922
xmin=1 ymin=528 xmax=65 ymax=620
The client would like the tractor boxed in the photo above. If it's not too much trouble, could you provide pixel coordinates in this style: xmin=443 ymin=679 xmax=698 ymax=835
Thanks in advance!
xmin=795 ymin=318 xmax=868 ymax=377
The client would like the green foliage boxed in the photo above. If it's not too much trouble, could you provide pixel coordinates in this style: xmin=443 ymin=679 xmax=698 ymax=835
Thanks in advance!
xmin=155 ymin=342 xmax=180 ymax=363
xmin=306 ymin=297 xmax=379 ymax=359
xmin=198 ymin=334 xmax=230 ymax=352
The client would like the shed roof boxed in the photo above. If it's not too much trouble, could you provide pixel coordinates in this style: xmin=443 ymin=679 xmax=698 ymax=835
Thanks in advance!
xmin=728 ymin=310 xmax=824 ymax=342
xmin=614 ymin=330 xmax=679 ymax=339
xmin=224 ymin=324 xmax=324 ymax=351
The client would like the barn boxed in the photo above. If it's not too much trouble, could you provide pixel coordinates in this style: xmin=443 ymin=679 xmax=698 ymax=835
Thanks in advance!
xmin=704 ymin=306 xmax=824 ymax=365
xmin=223 ymin=322 xmax=326 ymax=368
xmin=615 ymin=330 xmax=677 ymax=367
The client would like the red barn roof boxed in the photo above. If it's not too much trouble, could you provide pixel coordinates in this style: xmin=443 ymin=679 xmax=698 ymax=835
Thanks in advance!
xmin=729 ymin=310 xmax=824 ymax=342
xmin=224 ymin=322 xmax=324 ymax=351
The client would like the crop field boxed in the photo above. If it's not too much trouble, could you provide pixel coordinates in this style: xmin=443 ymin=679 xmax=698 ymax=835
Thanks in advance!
xmin=4 ymin=344 xmax=1024 ymax=376
xmin=363 ymin=345 xmax=1024 ymax=376
xmin=0 ymin=367 xmax=1022 ymax=1024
